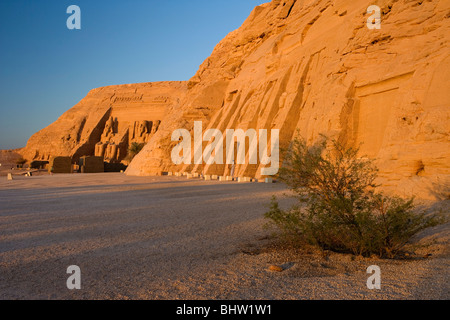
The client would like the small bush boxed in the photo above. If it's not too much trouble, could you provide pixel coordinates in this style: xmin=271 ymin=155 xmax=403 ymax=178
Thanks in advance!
xmin=265 ymin=136 xmax=443 ymax=258
xmin=126 ymin=142 xmax=145 ymax=162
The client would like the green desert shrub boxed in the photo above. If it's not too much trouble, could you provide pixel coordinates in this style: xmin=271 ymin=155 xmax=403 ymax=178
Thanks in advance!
xmin=126 ymin=142 xmax=145 ymax=161
xmin=265 ymin=136 xmax=443 ymax=258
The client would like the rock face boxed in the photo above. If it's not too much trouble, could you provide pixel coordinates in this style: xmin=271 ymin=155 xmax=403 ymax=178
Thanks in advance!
xmin=0 ymin=150 xmax=22 ymax=164
xmin=0 ymin=150 xmax=22 ymax=175
xmin=127 ymin=0 xmax=449 ymax=199
xmin=21 ymin=0 xmax=449 ymax=199
xmin=21 ymin=82 xmax=187 ymax=164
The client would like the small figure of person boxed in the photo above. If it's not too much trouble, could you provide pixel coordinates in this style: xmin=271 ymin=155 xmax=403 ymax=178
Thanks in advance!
xmin=230 ymin=160 xmax=235 ymax=177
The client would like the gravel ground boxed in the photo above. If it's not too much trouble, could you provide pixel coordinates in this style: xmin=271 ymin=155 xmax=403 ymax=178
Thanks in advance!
xmin=0 ymin=173 xmax=448 ymax=300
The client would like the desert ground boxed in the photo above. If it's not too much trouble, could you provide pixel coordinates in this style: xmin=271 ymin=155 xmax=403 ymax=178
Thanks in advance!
xmin=0 ymin=172 xmax=448 ymax=300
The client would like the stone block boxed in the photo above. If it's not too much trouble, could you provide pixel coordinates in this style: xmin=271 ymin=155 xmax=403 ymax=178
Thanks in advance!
xmin=79 ymin=156 xmax=105 ymax=173
xmin=30 ymin=160 xmax=49 ymax=170
xmin=49 ymin=157 xmax=72 ymax=174
xmin=104 ymin=162 xmax=127 ymax=173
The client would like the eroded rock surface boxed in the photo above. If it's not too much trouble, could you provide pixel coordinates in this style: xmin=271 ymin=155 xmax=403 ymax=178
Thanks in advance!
xmin=21 ymin=82 xmax=187 ymax=164
xmin=20 ymin=0 xmax=449 ymax=199
xmin=127 ymin=0 xmax=449 ymax=199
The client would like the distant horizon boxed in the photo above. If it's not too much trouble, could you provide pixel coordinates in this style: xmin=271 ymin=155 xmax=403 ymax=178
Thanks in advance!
xmin=0 ymin=0 xmax=267 ymax=150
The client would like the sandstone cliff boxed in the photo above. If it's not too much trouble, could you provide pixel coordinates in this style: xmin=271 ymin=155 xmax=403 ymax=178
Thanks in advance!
xmin=125 ymin=0 xmax=449 ymax=199
xmin=21 ymin=81 xmax=187 ymax=163
xmin=21 ymin=0 xmax=449 ymax=199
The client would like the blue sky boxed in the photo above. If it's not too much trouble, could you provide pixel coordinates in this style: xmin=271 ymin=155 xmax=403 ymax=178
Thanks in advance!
xmin=0 ymin=0 xmax=266 ymax=150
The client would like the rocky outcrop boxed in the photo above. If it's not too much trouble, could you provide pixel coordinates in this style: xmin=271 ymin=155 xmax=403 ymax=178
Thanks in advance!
xmin=0 ymin=150 xmax=22 ymax=174
xmin=127 ymin=0 xmax=449 ymax=199
xmin=20 ymin=0 xmax=449 ymax=199
xmin=21 ymin=82 xmax=187 ymax=163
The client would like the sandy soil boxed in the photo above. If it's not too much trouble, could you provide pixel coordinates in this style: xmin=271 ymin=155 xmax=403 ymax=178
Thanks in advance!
xmin=0 ymin=173 xmax=448 ymax=300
